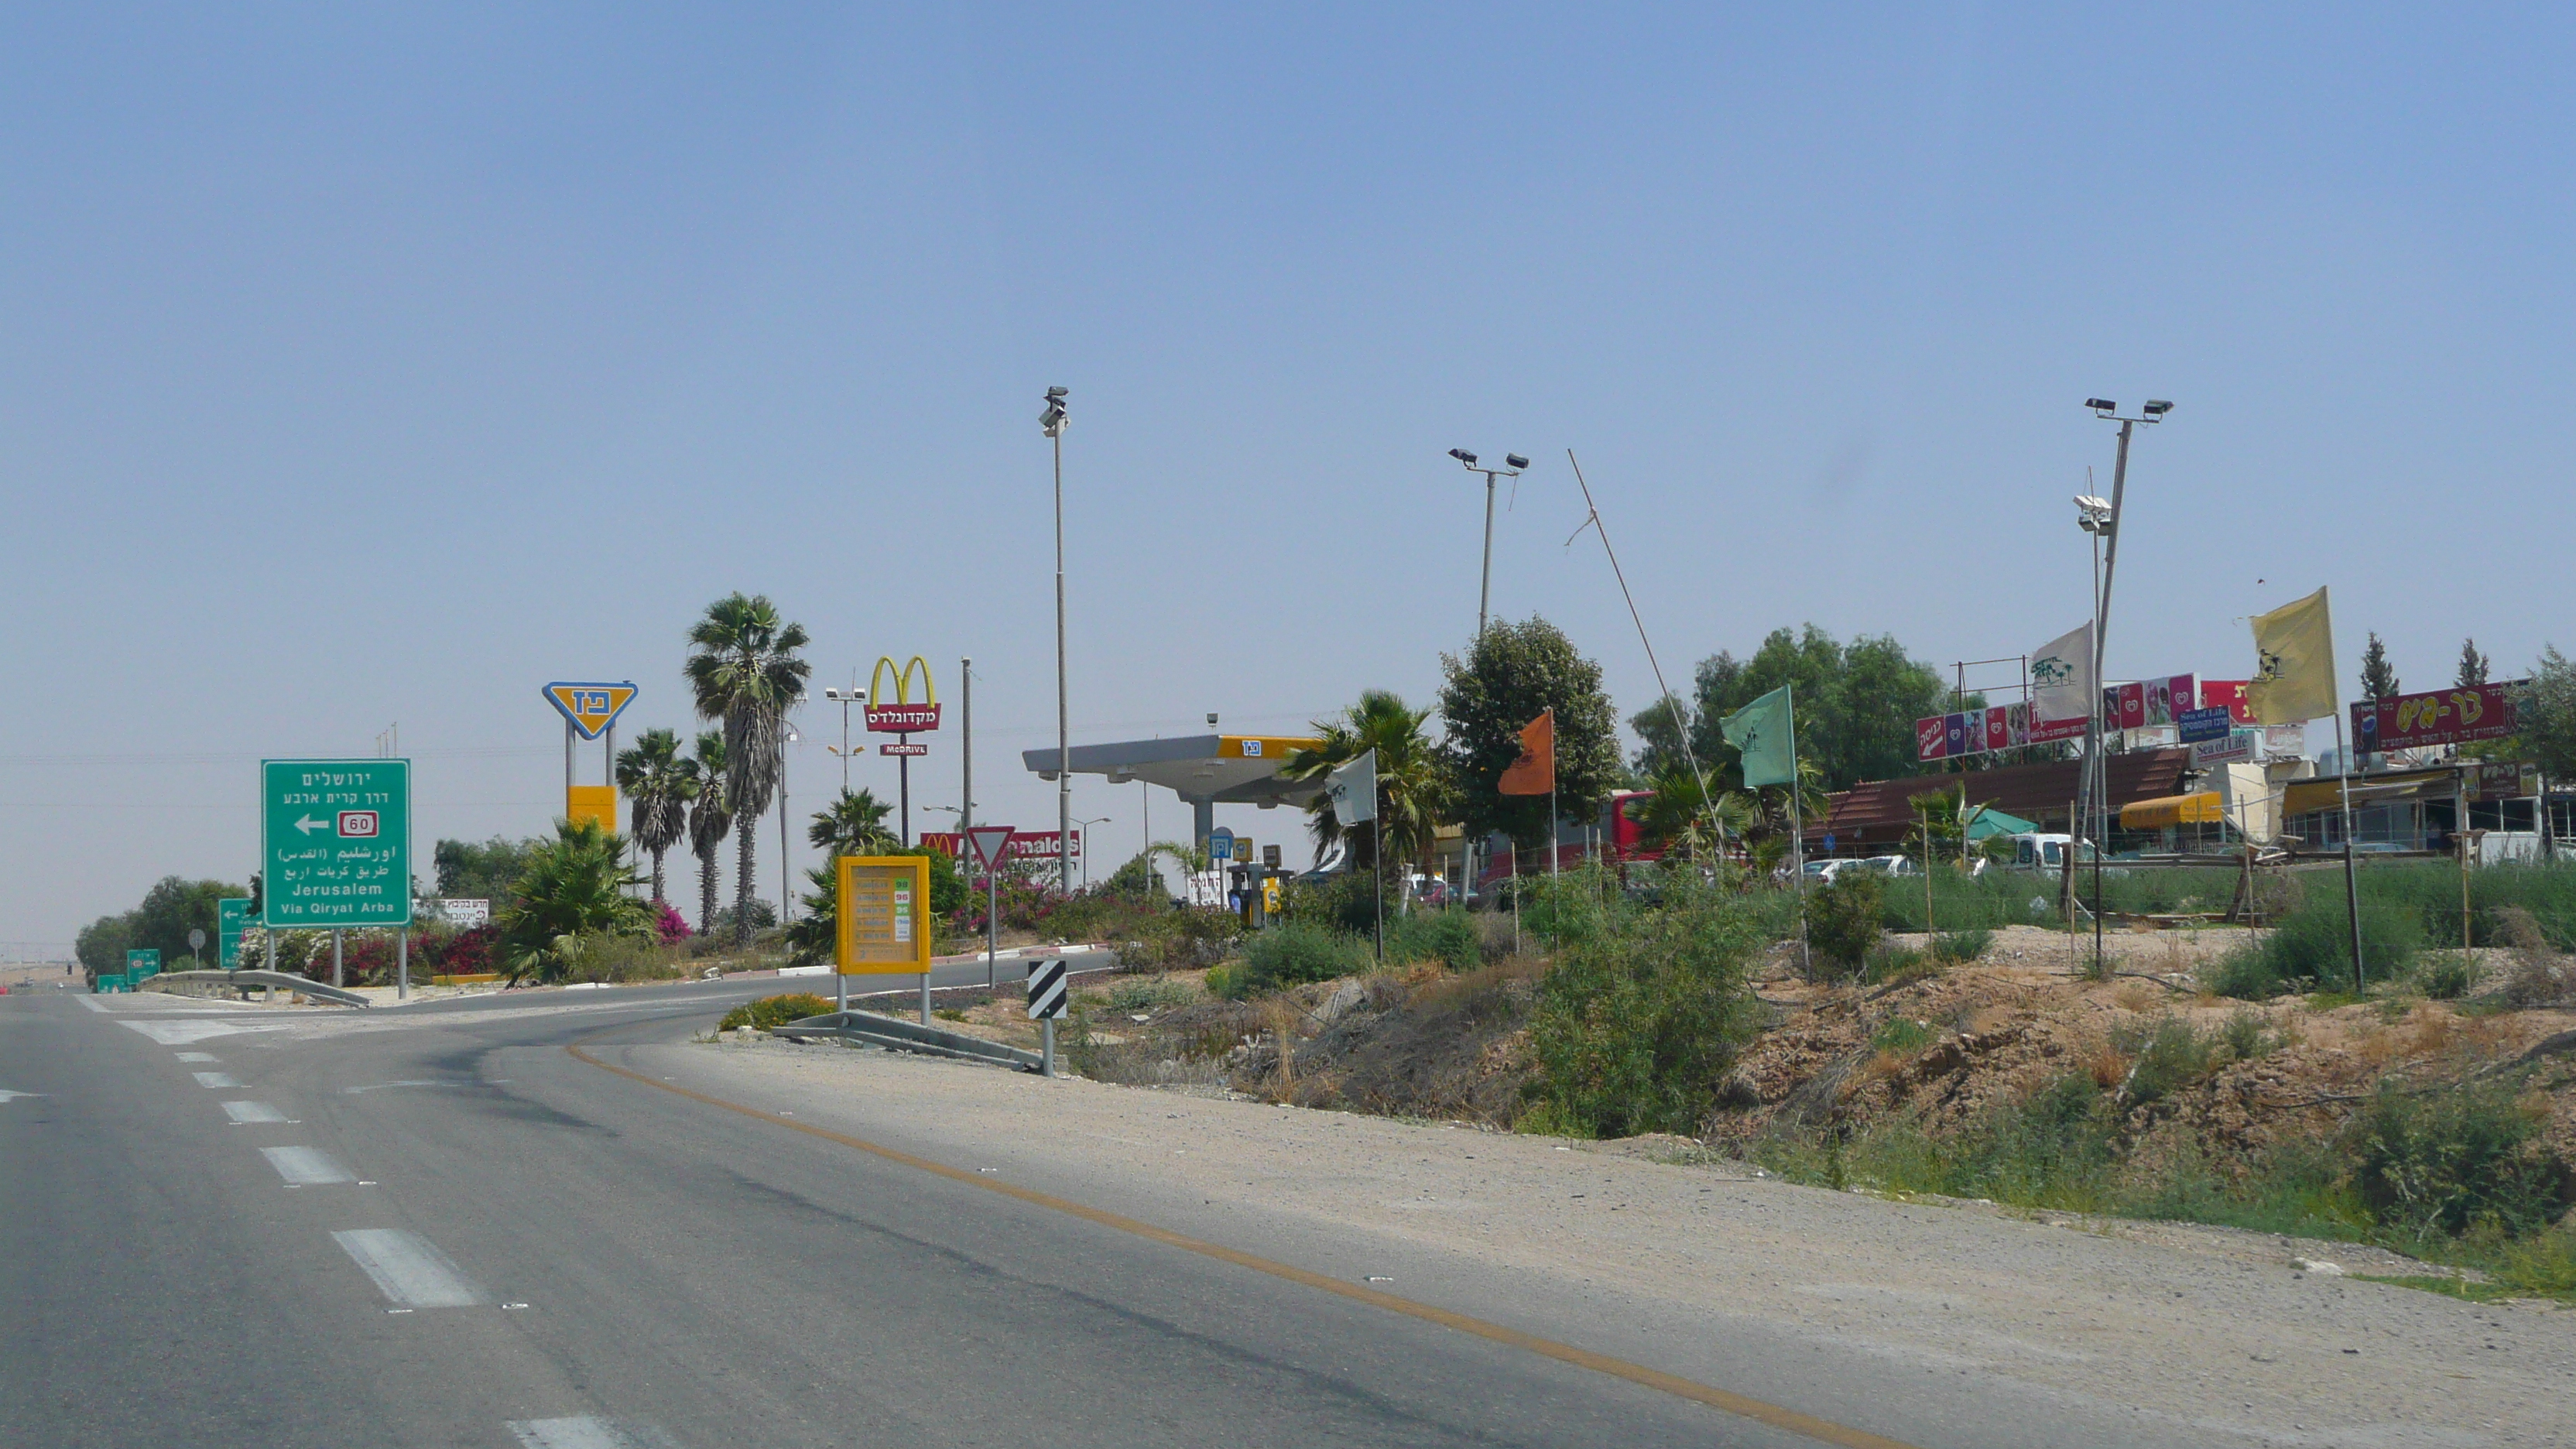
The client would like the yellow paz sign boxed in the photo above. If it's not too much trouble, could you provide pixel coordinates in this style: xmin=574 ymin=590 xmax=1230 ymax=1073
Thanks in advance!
xmin=543 ymin=681 xmax=639 ymax=741
xmin=837 ymin=855 xmax=933 ymax=975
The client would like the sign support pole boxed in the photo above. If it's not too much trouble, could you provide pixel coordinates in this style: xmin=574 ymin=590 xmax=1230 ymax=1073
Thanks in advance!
xmin=988 ymin=868 xmax=1000 ymax=991
xmin=397 ymin=929 xmax=408 ymax=1001
xmin=332 ymin=929 xmax=344 ymax=988
xmin=564 ymin=719 xmax=574 ymax=811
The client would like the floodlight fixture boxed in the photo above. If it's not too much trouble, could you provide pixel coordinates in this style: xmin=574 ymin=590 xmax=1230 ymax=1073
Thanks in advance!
xmin=1449 ymin=448 xmax=1477 ymax=465
xmin=2143 ymin=399 xmax=2173 ymax=416
xmin=1505 ymin=454 xmax=1530 ymax=470
xmin=2085 ymin=398 xmax=2117 ymax=414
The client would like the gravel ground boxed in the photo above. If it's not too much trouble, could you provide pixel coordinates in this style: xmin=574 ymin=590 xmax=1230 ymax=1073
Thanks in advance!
xmin=675 ymin=1033 xmax=2576 ymax=1448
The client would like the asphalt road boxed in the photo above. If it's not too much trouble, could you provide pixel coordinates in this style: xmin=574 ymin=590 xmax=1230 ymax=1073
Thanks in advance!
xmin=1 ymin=975 xmax=1859 ymax=1449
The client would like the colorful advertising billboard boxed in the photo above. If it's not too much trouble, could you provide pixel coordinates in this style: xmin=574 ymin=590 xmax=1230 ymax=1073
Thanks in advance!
xmin=2352 ymin=682 xmax=2521 ymax=754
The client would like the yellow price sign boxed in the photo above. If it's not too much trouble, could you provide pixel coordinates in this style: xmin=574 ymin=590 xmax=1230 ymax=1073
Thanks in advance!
xmin=837 ymin=855 xmax=933 ymax=975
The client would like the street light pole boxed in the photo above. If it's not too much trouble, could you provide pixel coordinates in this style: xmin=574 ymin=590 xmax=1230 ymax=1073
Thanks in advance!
xmin=1074 ymin=815 xmax=1111 ymax=892
xmin=2078 ymin=398 xmax=2172 ymax=970
xmin=1449 ymin=450 xmax=1529 ymax=638
xmin=779 ymin=726 xmax=798 ymax=925
xmin=1043 ymin=386 xmax=1074 ymax=898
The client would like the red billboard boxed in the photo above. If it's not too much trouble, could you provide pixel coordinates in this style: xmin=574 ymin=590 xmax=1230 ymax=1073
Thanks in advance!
xmin=2353 ymin=683 xmax=2521 ymax=753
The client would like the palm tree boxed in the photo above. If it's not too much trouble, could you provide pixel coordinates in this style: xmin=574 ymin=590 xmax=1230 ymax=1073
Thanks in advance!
xmin=686 ymin=730 xmax=733 ymax=937
xmin=1280 ymin=690 xmax=1447 ymax=878
xmin=615 ymin=727 xmax=697 ymax=906
xmin=683 ymin=593 xmax=812 ymax=944
xmin=809 ymin=787 xmax=897 ymax=860
xmin=498 ymin=820 xmax=651 ymax=982
xmin=1631 ymin=762 xmax=1755 ymax=864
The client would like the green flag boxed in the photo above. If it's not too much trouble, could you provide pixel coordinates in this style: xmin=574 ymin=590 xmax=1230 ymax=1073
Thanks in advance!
xmin=1721 ymin=685 xmax=1797 ymax=788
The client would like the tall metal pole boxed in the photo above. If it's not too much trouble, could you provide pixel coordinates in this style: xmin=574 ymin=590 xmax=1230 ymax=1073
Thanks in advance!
xmin=961 ymin=659 xmax=973 ymax=836
xmin=2337 ymin=710 xmax=2364 ymax=991
xmin=779 ymin=736 xmax=791 ymax=926
xmin=840 ymin=693 xmax=851 ymax=794
xmin=899 ymin=752 xmax=910 ymax=847
xmin=1053 ymin=405 xmax=1073 ymax=897
xmin=1478 ymin=471 xmax=1496 ymax=638
xmin=563 ymin=719 xmax=574 ymax=817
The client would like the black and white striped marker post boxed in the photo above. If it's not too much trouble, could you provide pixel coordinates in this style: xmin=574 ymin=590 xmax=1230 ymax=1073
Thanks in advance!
xmin=1026 ymin=957 xmax=1067 ymax=1077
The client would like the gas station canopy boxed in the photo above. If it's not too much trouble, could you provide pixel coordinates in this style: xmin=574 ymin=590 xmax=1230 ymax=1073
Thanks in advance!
xmin=1023 ymin=734 xmax=1326 ymax=807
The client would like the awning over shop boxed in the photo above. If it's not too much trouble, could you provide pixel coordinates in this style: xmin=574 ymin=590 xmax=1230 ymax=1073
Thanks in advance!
xmin=2120 ymin=792 xmax=2224 ymax=830
xmin=2280 ymin=769 xmax=2455 ymax=817
xmin=1964 ymin=806 xmax=2038 ymax=841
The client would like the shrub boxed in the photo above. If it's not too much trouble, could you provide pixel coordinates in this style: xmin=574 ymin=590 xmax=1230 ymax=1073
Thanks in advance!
xmin=1805 ymin=872 xmax=1883 ymax=979
xmin=2496 ymin=907 xmax=2570 ymax=1009
xmin=1238 ymin=921 xmax=1368 ymax=995
xmin=716 ymin=992 xmax=836 ymax=1033
xmin=1120 ymin=907 xmax=1245 ymax=972
xmin=1102 ymin=975 xmax=1197 ymax=1012
xmin=1383 ymin=909 xmax=1481 ymax=972
xmin=2119 ymin=1016 xmax=2218 ymax=1107
xmin=1203 ymin=962 xmax=1245 ymax=1001
xmin=1863 ymin=941 xmax=1937 ymax=988
xmin=1526 ymin=896 xmax=1766 ymax=1137
xmin=2208 ymin=893 xmax=2424 ymax=999
xmin=1871 ymin=1017 xmax=1937 ymax=1054
xmin=1929 ymin=929 xmax=1992 ymax=964
xmin=2221 ymin=1008 xmax=2278 ymax=1062
xmin=2423 ymin=957 xmax=2475 ymax=1002
xmin=2349 ymin=1077 xmax=2573 ymax=1245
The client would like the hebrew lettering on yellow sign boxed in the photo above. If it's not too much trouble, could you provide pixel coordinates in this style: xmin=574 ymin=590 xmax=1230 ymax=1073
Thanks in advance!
xmin=838 ymin=855 xmax=933 ymax=975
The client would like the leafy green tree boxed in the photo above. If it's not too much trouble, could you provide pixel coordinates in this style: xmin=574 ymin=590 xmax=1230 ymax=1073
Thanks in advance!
xmin=685 ymin=731 xmax=731 ymax=936
xmin=75 ymin=877 xmax=246 ymax=976
xmin=1631 ymin=625 xmax=1951 ymax=790
xmin=2458 ymin=638 xmax=2491 ymax=689
xmin=2518 ymin=646 xmax=2576 ymax=780
xmin=497 ymin=820 xmax=650 ymax=981
xmin=74 ymin=913 xmax=134 ymax=978
xmin=2360 ymin=631 xmax=2400 ymax=702
xmin=808 ymin=788 xmax=897 ymax=859
xmin=615 ymin=727 xmax=697 ymax=906
xmin=433 ymin=836 xmax=539 ymax=906
xmin=1438 ymin=617 xmax=1620 ymax=848
xmin=1280 ymin=690 xmax=1448 ymax=875
xmin=684 ymin=593 xmax=812 ymax=944
xmin=1626 ymin=762 xmax=1753 ymax=862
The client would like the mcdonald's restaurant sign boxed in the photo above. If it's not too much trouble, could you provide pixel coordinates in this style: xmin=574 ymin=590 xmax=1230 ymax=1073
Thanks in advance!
xmin=865 ymin=656 xmax=940 ymax=733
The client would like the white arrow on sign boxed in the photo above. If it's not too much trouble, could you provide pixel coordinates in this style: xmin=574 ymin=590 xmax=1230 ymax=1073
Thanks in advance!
xmin=293 ymin=814 xmax=331 ymax=835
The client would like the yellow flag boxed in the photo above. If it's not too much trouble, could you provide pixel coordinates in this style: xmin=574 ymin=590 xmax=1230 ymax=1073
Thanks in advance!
xmin=2245 ymin=586 xmax=2337 ymax=724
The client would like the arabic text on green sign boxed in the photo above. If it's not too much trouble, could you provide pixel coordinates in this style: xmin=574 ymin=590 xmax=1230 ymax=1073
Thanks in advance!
xmin=126 ymin=949 xmax=160 ymax=980
xmin=262 ymin=759 xmax=412 ymax=928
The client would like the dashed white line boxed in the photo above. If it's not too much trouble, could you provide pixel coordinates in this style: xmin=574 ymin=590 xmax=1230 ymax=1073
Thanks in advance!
xmin=261 ymin=1146 xmax=355 ymax=1185
xmin=190 ymin=1071 xmax=241 ymax=1088
xmin=331 ymin=1229 xmax=484 ymax=1308
xmin=506 ymin=1416 xmax=680 ymax=1449
xmin=76 ymin=996 xmax=108 ymax=1013
xmin=223 ymin=1101 xmax=290 ymax=1123
xmin=175 ymin=1052 xmax=218 ymax=1063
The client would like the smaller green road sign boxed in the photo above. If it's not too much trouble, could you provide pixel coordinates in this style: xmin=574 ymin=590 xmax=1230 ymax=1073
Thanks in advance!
xmin=126 ymin=949 xmax=160 ymax=981
xmin=218 ymin=898 xmax=251 ymax=969
xmin=263 ymin=759 xmax=411 ymax=928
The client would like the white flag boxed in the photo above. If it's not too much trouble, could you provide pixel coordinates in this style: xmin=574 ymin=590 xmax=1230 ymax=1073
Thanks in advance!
xmin=1325 ymin=748 xmax=1377 ymax=827
xmin=2030 ymin=623 xmax=2095 ymax=724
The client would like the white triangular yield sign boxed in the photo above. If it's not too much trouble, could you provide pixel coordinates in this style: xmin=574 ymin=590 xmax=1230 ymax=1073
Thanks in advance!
xmin=967 ymin=826 xmax=1017 ymax=870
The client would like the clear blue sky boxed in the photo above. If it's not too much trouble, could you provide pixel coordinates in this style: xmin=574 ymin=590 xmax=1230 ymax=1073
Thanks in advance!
xmin=5 ymin=6 xmax=2571 ymax=952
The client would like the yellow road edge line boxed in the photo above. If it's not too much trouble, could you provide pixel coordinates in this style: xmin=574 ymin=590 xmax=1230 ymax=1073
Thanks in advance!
xmin=565 ymin=1040 xmax=1920 ymax=1449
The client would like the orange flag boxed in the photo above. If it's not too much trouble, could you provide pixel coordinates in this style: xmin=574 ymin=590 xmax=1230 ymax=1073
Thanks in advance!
xmin=1497 ymin=708 xmax=1555 ymax=796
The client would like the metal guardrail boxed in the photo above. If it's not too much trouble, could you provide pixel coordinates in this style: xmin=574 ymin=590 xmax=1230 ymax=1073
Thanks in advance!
xmin=774 ymin=1009 xmax=1048 ymax=1073
xmin=142 ymin=970 xmax=371 ymax=1008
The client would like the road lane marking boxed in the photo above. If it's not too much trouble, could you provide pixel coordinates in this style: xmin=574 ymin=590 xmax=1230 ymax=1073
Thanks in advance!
xmin=331 ymin=1229 xmax=484 ymax=1307
xmin=118 ymin=1020 xmax=293 ymax=1045
xmin=506 ymin=1416 xmax=680 ymax=1448
xmin=77 ymin=997 xmax=108 ymax=1013
xmin=223 ymin=1101 xmax=290 ymax=1123
xmin=342 ymin=1079 xmax=461 ymax=1094
xmin=570 ymin=1042 xmax=1922 ymax=1449
xmin=175 ymin=1052 xmax=218 ymax=1062
xmin=191 ymin=1071 xmax=241 ymax=1088
xmin=0 ymin=1089 xmax=46 ymax=1102
xmin=262 ymin=1146 xmax=355 ymax=1185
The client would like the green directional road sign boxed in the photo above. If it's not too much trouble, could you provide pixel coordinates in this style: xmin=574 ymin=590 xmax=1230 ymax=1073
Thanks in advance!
xmin=218 ymin=897 xmax=251 ymax=969
xmin=262 ymin=759 xmax=412 ymax=929
xmin=126 ymin=949 xmax=160 ymax=980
